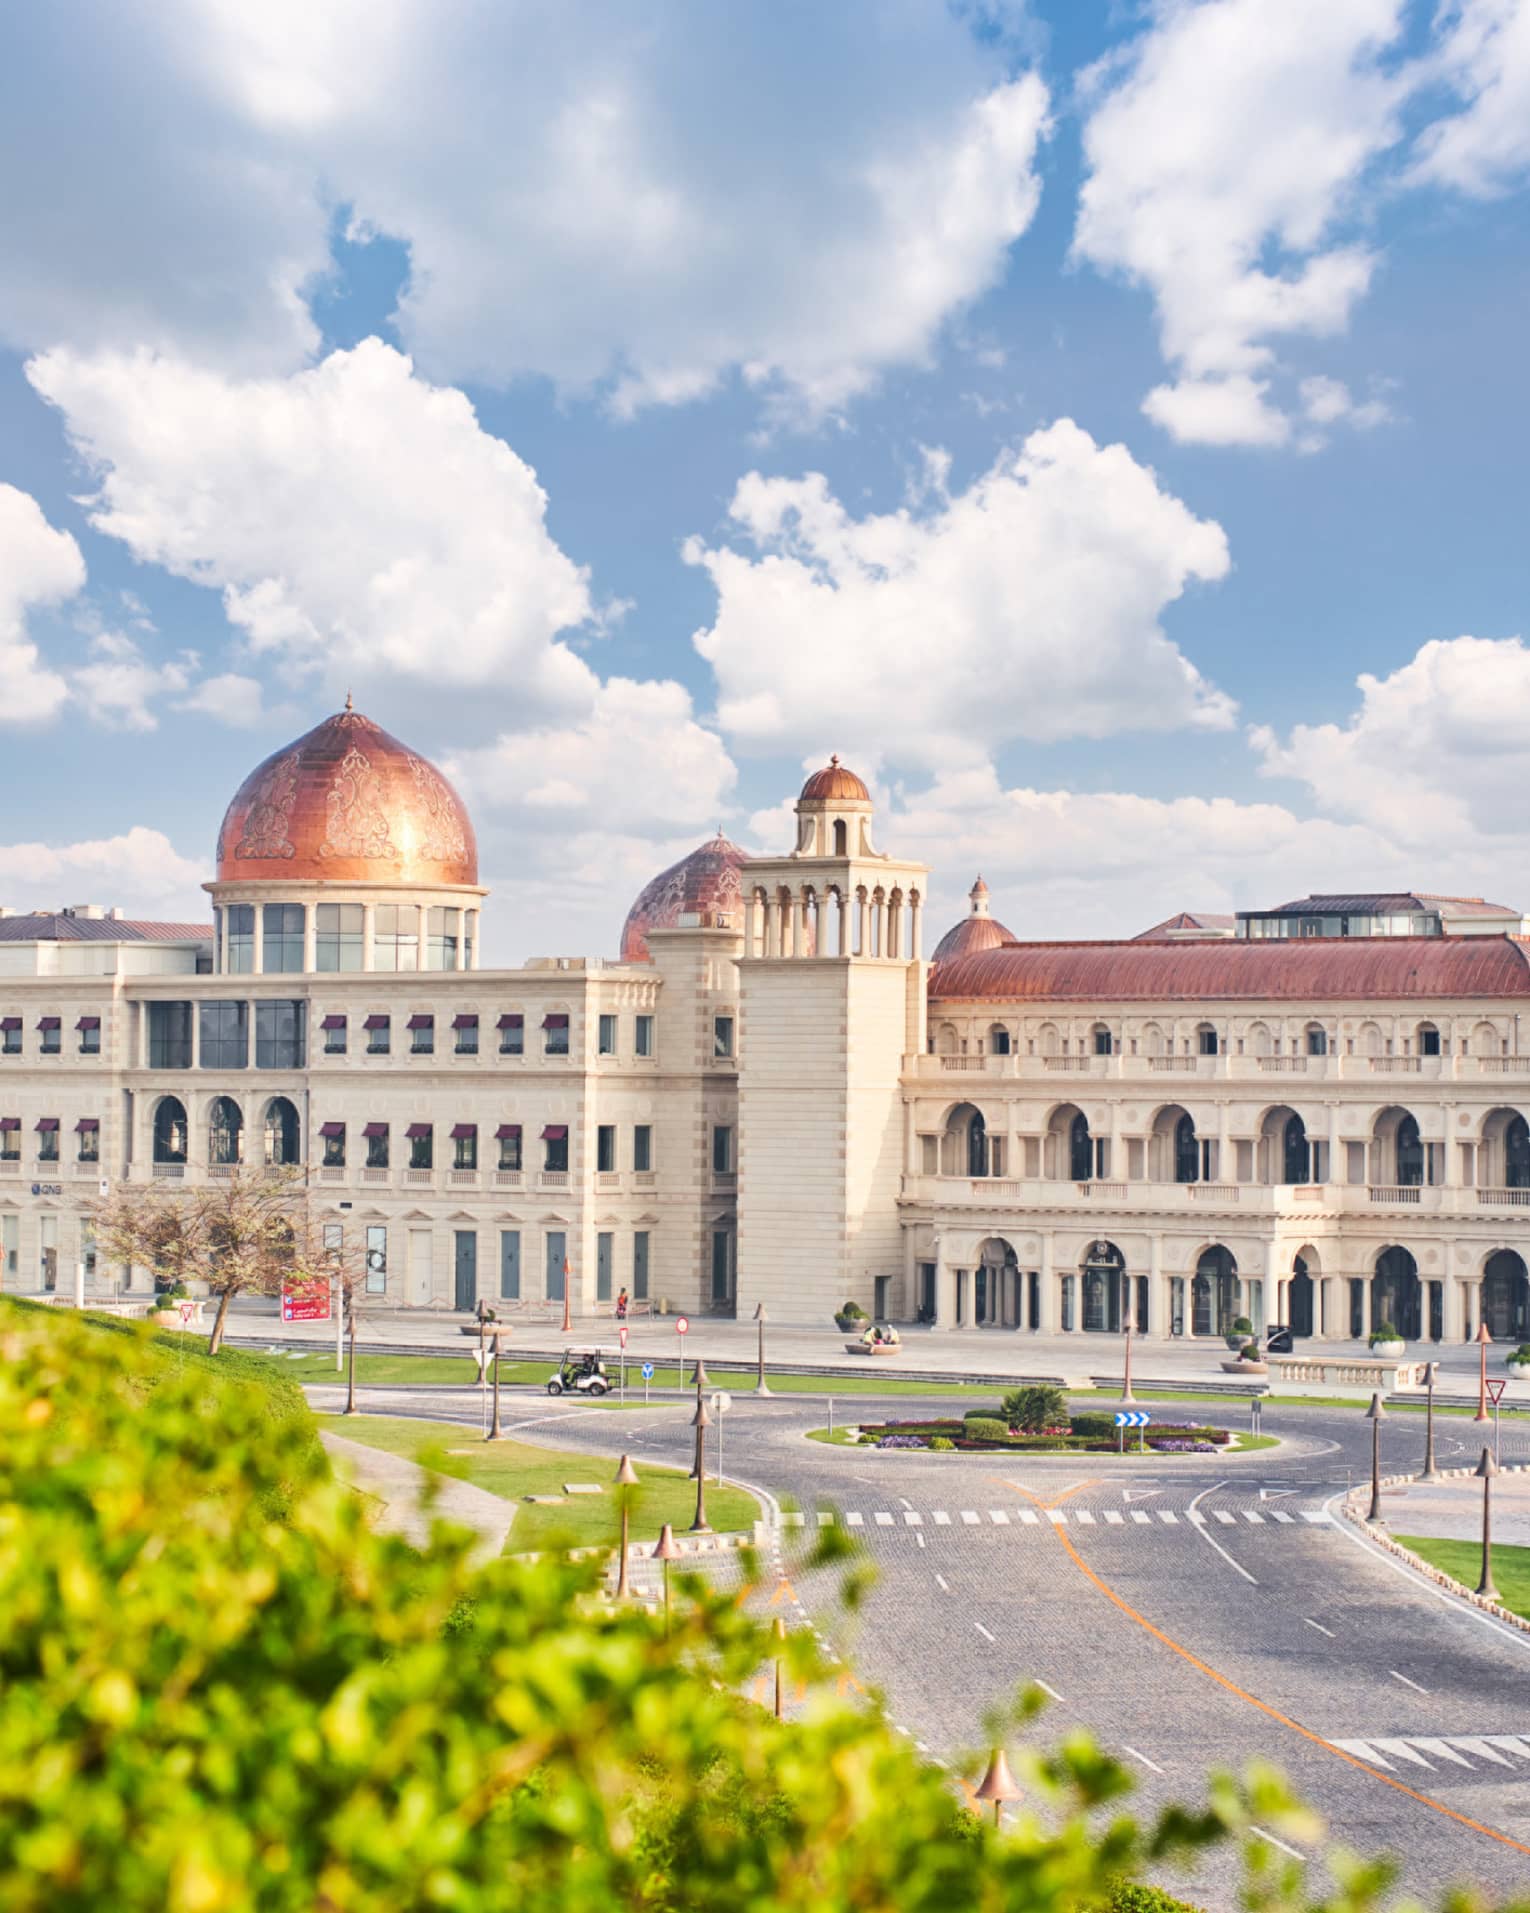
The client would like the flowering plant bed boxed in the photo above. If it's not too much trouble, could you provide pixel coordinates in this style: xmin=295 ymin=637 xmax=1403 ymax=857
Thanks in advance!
xmin=855 ymin=1414 xmax=1231 ymax=1455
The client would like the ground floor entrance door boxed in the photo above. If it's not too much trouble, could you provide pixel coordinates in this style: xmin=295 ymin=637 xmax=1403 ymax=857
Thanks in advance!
xmin=1289 ymin=1259 xmax=1314 ymax=1338
xmin=407 ymin=1226 xmax=433 ymax=1307
xmin=1483 ymin=1250 xmax=1530 ymax=1341
xmin=453 ymin=1229 xmax=477 ymax=1311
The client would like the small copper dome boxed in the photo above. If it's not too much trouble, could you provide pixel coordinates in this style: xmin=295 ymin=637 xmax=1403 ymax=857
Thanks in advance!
xmin=932 ymin=876 xmax=1015 ymax=964
xmin=799 ymin=754 xmax=870 ymax=804
xmin=215 ymin=704 xmax=478 ymax=887
xmin=621 ymin=831 xmax=747 ymax=962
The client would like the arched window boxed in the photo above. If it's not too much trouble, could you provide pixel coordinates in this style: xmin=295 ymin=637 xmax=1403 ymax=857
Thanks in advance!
xmin=967 ymin=1110 xmax=988 ymax=1179
xmin=833 ymin=819 xmax=848 ymax=857
xmin=1283 ymin=1114 xmax=1309 ymax=1185
xmin=1092 ymin=1024 xmax=1113 ymax=1057
xmin=152 ymin=1097 xmax=187 ymax=1165
xmin=1396 ymin=1113 xmax=1423 ymax=1186
xmin=209 ymin=1097 xmax=242 ymax=1167
xmin=1508 ymin=1115 xmax=1530 ymax=1189
xmin=989 ymin=1025 xmax=1011 ymax=1056
xmin=1306 ymin=1024 xmax=1328 ymax=1057
xmin=1174 ymin=1113 xmax=1199 ymax=1184
xmin=1196 ymin=1023 xmax=1219 ymax=1057
xmin=1416 ymin=1021 xmax=1441 ymax=1058
xmin=264 ymin=1097 xmax=300 ymax=1168
xmin=1069 ymin=1112 xmax=1093 ymax=1182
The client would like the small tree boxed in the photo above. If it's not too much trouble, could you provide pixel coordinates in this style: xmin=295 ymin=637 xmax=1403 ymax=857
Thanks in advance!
xmin=1001 ymin=1383 xmax=1069 ymax=1433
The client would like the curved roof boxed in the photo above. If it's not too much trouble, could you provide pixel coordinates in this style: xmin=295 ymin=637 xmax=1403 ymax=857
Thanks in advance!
xmin=929 ymin=936 xmax=1530 ymax=1004
xmin=799 ymin=756 xmax=870 ymax=803
xmin=215 ymin=705 xmax=477 ymax=888
xmin=932 ymin=913 xmax=1016 ymax=963
xmin=620 ymin=831 xmax=748 ymax=962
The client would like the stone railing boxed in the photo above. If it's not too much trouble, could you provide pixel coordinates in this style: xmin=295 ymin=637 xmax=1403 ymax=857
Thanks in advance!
xmin=1271 ymin=1354 xmax=1428 ymax=1388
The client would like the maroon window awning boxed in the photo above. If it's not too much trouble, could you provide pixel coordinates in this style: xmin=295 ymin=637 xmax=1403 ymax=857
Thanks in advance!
xmin=0 ymin=1118 xmax=18 ymax=1131
xmin=35 ymin=1117 xmax=59 ymax=1131
xmin=0 ymin=1019 xmax=19 ymax=1032
xmin=75 ymin=1016 xmax=101 ymax=1031
xmin=542 ymin=1013 xmax=569 ymax=1029
xmin=405 ymin=1122 xmax=432 ymax=1139
xmin=320 ymin=1014 xmax=347 ymax=1031
xmin=451 ymin=1013 xmax=478 ymax=1030
xmin=494 ymin=1123 xmax=522 ymax=1140
xmin=319 ymin=1121 xmax=346 ymax=1138
xmin=496 ymin=1012 xmax=523 ymax=1029
xmin=362 ymin=1122 xmax=389 ymax=1138
xmin=541 ymin=1124 xmax=568 ymax=1141
xmin=37 ymin=1017 xmax=60 ymax=1032
xmin=450 ymin=1123 xmax=476 ymax=1140
xmin=406 ymin=1014 xmax=433 ymax=1031
xmin=363 ymin=1014 xmax=389 ymax=1031
xmin=75 ymin=1117 xmax=99 ymax=1131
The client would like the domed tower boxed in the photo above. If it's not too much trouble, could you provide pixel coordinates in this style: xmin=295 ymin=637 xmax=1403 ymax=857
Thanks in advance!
xmin=932 ymin=877 xmax=1015 ymax=965
xmin=620 ymin=830 xmax=748 ymax=963
xmin=206 ymin=700 xmax=486 ymax=974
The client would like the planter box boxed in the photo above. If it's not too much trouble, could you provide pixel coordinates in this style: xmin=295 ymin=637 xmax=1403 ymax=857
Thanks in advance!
xmin=843 ymin=1341 xmax=901 ymax=1356
xmin=1220 ymin=1359 xmax=1268 ymax=1377
xmin=1370 ymin=1340 xmax=1406 ymax=1358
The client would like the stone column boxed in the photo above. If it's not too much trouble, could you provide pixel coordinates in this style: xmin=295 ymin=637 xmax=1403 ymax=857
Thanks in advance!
xmin=251 ymin=904 xmax=264 ymax=976
xmin=1327 ymin=1102 xmax=1343 ymax=1185
xmin=1108 ymin=1104 xmax=1123 ymax=1183
xmin=1444 ymin=1270 xmax=1465 ymax=1342
xmin=454 ymin=913 xmax=466 ymax=971
xmin=789 ymin=891 xmax=803 ymax=959
xmin=909 ymin=894 xmax=922 ymax=960
xmin=836 ymin=891 xmax=850 ymax=958
xmin=1217 ymin=1103 xmax=1231 ymax=1183
xmin=856 ymin=891 xmax=869 ymax=957
xmin=1149 ymin=1235 xmax=1166 ymax=1339
xmin=362 ymin=902 xmax=376 ymax=973
xmin=1037 ymin=1235 xmax=1056 ymax=1333
xmin=932 ymin=1249 xmax=957 ymax=1330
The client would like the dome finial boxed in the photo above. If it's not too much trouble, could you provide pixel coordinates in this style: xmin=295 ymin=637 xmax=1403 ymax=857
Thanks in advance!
xmin=344 ymin=688 xmax=354 ymax=713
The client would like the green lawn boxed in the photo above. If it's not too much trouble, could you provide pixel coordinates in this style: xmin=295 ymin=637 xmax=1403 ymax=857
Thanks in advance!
xmin=1396 ymin=1535 xmax=1530 ymax=1621
xmin=318 ymin=1413 xmax=760 ymax=1554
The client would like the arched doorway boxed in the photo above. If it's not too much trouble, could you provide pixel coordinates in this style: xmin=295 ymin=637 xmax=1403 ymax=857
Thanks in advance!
xmin=1070 ymin=1112 xmax=1093 ymax=1182
xmin=1192 ymin=1246 xmax=1239 ymax=1337
xmin=1174 ymin=1113 xmax=1199 ymax=1184
xmin=1289 ymin=1253 xmax=1315 ymax=1339
xmin=1395 ymin=1114 xmax=1423 ymax=1187
xmin=263 ymin=1096 xmax=301 ymax=1168
xmin=1372 ymin=1246 xmax=1421 ymax=1341
xmin=1283 ymin=1115 xmax=1310 ymax=1185
xmin=976 ymin=1237 xmax=1021 ymax=1328
xmin=208 ymin=1097 xmax=242 ymax=1167
xmin=1080 ymin=1240 xmax=1129 ymax=1333
xmin=152 ymin=1096 xmax=187 ymax=1166
xmin=1482 ymin=1250 xmax=1530 ymax=1342
xmin=967 ymin=1109 xmax=988 ymax=1178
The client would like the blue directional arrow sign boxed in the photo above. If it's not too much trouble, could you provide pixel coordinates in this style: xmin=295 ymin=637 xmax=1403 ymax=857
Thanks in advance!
xmin=641 ymin=1362 xmax=655 ymax=1380
xmin=1114 ymin=1410 xmax=1151 ymax=1428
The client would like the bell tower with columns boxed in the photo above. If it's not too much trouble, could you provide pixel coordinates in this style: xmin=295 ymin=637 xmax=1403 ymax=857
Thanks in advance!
xmin=735 ymin=758 xmax=928 ymax=1322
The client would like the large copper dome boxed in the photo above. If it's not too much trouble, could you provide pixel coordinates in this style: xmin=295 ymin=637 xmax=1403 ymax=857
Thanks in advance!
xmin=621 ymin=831 xmax=747 ymax=962
xmin=215 ymin=704 xmax=478 ymax=886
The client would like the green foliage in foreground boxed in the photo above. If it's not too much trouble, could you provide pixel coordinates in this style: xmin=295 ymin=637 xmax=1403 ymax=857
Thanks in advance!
xmin=0 ymin=1300 xmax=1490 ymax=1912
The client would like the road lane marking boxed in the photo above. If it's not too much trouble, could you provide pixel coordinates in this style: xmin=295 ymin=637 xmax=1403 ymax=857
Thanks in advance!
xmin=1391 ymin=1670 xmax=1429 ymax=1694
xmin=933 ymin=1510 xmax=951 ymax=1525
xmin=1335 ymin=1739 xmax=1395 ymax=1769
xmin=1251 ymin=1826 xmax=1303 ymax=1860
xmin=899 ymin=1497 xmax=915 ymax=1512
xmin=1304 ymin=1619 xmax=1336 ymax=1637
xmin=1369 ymin=1738 xmax=1434 ymax=1768
xmin=1122 ymin=1745 xmax=1165 ymax=1774
xmin=934 ymin=1573 xmax=951 ymax=1592
xmin=1104 ymin=1510 xmax=1124 ymax=1524
xmin=1075 ymin=1511 xmax=1096 ymax=1525
xmin=846 ymin=1512 xmax=864 ymax=1527
xmin=1242 ymin=1511 xmax=1265 ymax=1525
xmin=1157 ymin=1511 xmax=1179 ymax=1525
xmin=1411 ymin=1738 xmax=1470 ymax=1766
xmin=1019 ymin=1509 xmax=1041 ymax=1525
xmin=1272 ymin=1510 xmax=1296 ymax=1523
xmin=1123 ymin=1488 xmax=1160 ymax=1502
xmin=916 ymin=1532 xmax=926 ymax=1550
xmin=1450 ymin=1738 xmax=1511 ymax=1764
xmin=1130 ymin=1511 xmax=1151 ymax=1524
xmin=1035 ymin=1679 xmax=1067 ymax=1704
xmin=1188 ymin=1481 xmax=1257 ymax=1587
xmin=904 ymin=1511 xmax=923 ymax=1526
xmin=874 ymin=1512 xmax=894 ymax=1526
xmin=975 ymin=1622 xmax=996 ymax=1643
xmin=961 ymin=1511 xmax=980 ymax=1525
xmin=988 ymin=1510 xmax=1010 ymax=1525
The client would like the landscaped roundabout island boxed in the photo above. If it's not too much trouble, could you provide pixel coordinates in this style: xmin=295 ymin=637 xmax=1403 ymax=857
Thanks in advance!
xmin=818 ymin=1386 xmax=1275 ymax=1457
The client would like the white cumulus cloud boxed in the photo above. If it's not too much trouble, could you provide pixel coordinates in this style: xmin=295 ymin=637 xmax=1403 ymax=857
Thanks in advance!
xmin=0 ymin=483 xmax=78 ymax=725
xmin=1412 ymin=0 xmax=1530 ymax=195
xmin=0 ymin=825 xmax=207 ymax=920
xmin=686 ymin=421 xmax=1233 ymax=768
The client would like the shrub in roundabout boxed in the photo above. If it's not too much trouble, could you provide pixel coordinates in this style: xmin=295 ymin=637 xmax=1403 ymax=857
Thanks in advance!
xmin=961 ymin=1417 xmax=1012 ymax=1444
xmin=1001 ymin=1384 xmax=1070 ymax=1433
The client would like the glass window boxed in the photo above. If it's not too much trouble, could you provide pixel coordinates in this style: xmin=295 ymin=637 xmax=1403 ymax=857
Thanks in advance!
xmin=633 ymin=1230 xmax=649 ymax=1301
xmin=499 ymin=1014 xmax=523 ymax=1055
xmin=366 ymin=1126 xmax=389 ymax=1168
xmin=372 ymin=904 xmax=418 ymax=972
xmin=410 ymin=1015 xmax=435 ymax=1055
xmin=226 ymin=905 xmax=255 ymax=974
xmin=634 ymin=1014 xmax=654 ymax=1058
xmin=409 ymin=1126 xmax=433 ymax=1170
xmin=598 ymin=1013 xmax=617 ymax=1055
xmin=38 ymin=1123 xmax=59 ymax=1163
xmin=1198 ymin=1026 xmax=1219 ymax=1056
xmin=454 ymin=1127 xmax=477 ymax=1170
xmin=322 ymin=1016 xmax=347 ymax=1055
xmin=365 ymin=1223 xmax=387 ymax=1294
xmin=714 ymin=1015 xmax=734 ymax=1058
xmin=543 ymin=1128 xmax=568 ymax=1173
xmin=147 ymin=1002 xmax=192 ymax=1069
xmin=1 ymin=1023 xmax=19 ymax=1055
xmin=633 ymin=1124 xmax=653 ymax=1173
xmin=39 ymin=1020 xmax=60 ymax=1055
xmin=1418 ymin=1024 xmax=1441 ymax=1057
xmin=198 ymin=1001 xmax=248 ymax=1070
xmin=209 ymin=1097 xmax=242 ymax=1166
xmin=1307 ymin=1025 xmax=1328 ymax=1057
xmin=0 ymin=1125 xmax=16 ymax=1161
xmin=454 ymin=1015 xmax=479 ymax=1055
xmin=1094 ymin=1026 xmax=1113 ymax=1056
xmin=499 ymin=1229 xmax=521 ymax=1299
xmin=426 ymin=907 xmax=461 ymax=971
xmin=254 ymin=1000 xmax=305 ymax=1070
xmin=366 ymin=1016 xmax=390 ymax=1055
xmin=322 ymin=1126 xmax=345 ymax=1167
xmin=315 ymin=903 xmax=364 ymax=972
xmin=262 ymin=903 xmax=305 ymax=973
xmin=713 ymin=1124 xmax=733 ymax=1173
xmin=79 ymin=1020 xmax=101 ymax=1055
xmin=989 ymin=1027 xmax=1011 ymax=1056
xmin=498 ymin=1128 xmax=522 ymax=1171
xmin=597 ymin=1124 xmax=616 ymax=1172
xmin=544 ymin=1014 xmax=569 ymax=1057
xmin=77 ymin=1123 xmax=99 ymax=1164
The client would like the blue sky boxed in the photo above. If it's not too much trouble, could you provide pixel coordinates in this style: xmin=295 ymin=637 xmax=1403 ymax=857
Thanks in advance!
xmin=0 ymin=0 xmax=1527 ymax=959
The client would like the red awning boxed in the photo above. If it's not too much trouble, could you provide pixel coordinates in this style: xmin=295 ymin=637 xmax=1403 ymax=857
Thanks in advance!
xmin=405 ymin=1122 xmax=432 ymax=1139
xmin=541 ymin=1124 xmax=568 ymax=1141
xmin=450 ymin=1123 xmax=476 ymax=1140
xmin=0 ymin=1019 xmax=19 ymax=1032
xmin=362 ymin=1122 xmax=388 ymax=1138
xmin=0 ymin=1117 xmax=17 ymax=1130
xmin=496 ymin=1012 xmax=523 ymax=1028
xmin=406 ymin=1014 xmax=433 ymax=1031
xmin=542 ymin=1013 xmax=569 ymax=1029
xmin=320 ymin=1014 xmax=347 ymax=1031
xmin=363 ymin=1015 xmax=389 ymax=1031
xmin=75 ymin=1117 xmax=99 ymax=1131
xmin=319 ymin=1121 xmax=346 ymax=1138
xmin=35 ymin=1117 xmax=59 ymax=1131
xmin=452 ymin=1013 xmax=477 ymax=1029
xmin=75 ymin=1016 xmax=101 ymax=1031
xmin=37 ymin=1017 xmax=60 ymax=1032
xmin=493 ymin=1123 xmax=522 ymax=1139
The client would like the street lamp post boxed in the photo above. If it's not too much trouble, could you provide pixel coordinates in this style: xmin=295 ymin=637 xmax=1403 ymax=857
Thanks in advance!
xmin=652 ymin=1522 xmax=681 ymax=1635
xmin=489 ymin=1330 xmax=504 ymax=1440
xmin=1365 ymin=1391 xmax=1386 ymax=1523
xmin=1475 ymin=1319 xmax=1492 ymax=1423
xmin=561 ymin=1254 xmax=572 ymax=1337
xmin=1419 ymin=1361 xmax=1440 ymax=1480
xmin=614 ymin=1453 xmax=638 ymax=1598
xmin=1119 ymin=1312 xmax=1136 ymax=1406
xmin=689 ymin=1396 xmax=712 ymax=1533
xmin=754 ymin=1301 xmax=771 ymax=1398
xmin=973 ymin=1748 xmax=1022 ymax=1829
xmin=1475 ymin=1447 xmax=1499 ymax=1600
xmin=693 ymin=1355 xmax=710 ymax=1398
xmin=773 ymin=1614 xmax=786 ymax=1720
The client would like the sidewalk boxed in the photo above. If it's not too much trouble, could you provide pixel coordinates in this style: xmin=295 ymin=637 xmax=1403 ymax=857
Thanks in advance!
xmin=320 ymin=1429 xmax=516 ymax=1564
xmin=1378 ymin=1469 xmax=1530 ymax=1547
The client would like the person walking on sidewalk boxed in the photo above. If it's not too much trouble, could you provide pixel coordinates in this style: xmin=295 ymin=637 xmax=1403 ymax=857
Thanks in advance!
xmin=615 ymin=1288 xmax=629 ymax=1322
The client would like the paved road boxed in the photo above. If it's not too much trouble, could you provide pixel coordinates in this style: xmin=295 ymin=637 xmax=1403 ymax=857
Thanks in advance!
xmin=310 ymin=1379 xmax=1530 ymax=1909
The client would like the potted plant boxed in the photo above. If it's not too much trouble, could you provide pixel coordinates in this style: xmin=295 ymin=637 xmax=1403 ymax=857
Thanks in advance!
xmin=833 ymin=1300 xmax=868 ymax=1335
xmin=151 ymin=1281 xmax=190 ymax=1329
xmin=1369 ymin=1321 xmax=1406 ymax=1357
xmin=1505 ymin=1343 xmax=1530 ymax=1376
xmin=1224 ymin=1314 xmax=1254 ymax=1352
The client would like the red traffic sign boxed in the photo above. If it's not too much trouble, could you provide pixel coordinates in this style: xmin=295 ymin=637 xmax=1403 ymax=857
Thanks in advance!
xmin=675 ymin=1315 xmax=689 ymax=1335
xmin=1487 ymin=1378 xmax=1508 ymax=1405
xmin=618 ymin=1325 xmax=628 ymax=1347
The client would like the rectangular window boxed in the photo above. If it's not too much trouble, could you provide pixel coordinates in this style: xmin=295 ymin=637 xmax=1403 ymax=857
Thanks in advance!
xmin=372 ymin=903 xmax=418 ymax=972
xmin=77 ymin=1016 xmax=101 ymax=1055
xmin=596 ymin=1230 xmax=613 ymax=1303
xmin=712 ymin=1124 xmax=733 ymax=1173
xmin=365 ymin=1223 xmax=388 ymax=1295
xmin=321 ymin=1123 xmax=345 ymax=1167
xmin=453 ymin=1013 xmax=479 ymax=1055
xmin=37 ymin=1120 xmax=59 ymax=1164
xmin=634 ymin=1014 xmax=654 ymax=1058
xmin=1419 ymin=1026 xmax=1442 ymax=1057
xmin=365 ymin=1014 xmax=390 ymax=1055
xmin=598 ymin=1012 xmax=617 ymax=1055
xmin=1198 ymin=1027 xmax=1219 ymax=1056
xmin=497 ymin=1125 xmax=522 ymax=1171
xmin=226 ymin=904 xmax=255 ymax=974
xmin=542 ymin=1125 xmax=568 ymax=1173
xmin=426 ymin=906 xmax=461 ymax=971
xmin=315 ymin=902 xmax=364 ymax=972
xmin=198 ymin=1000 xmax=248 ymax=1070
xmin=545 ymin=1230 xmax=567 ymax=1302
xmin=262 ymin=903 xmax=305 ymax=974
xmin=713 ymin=1015 xmax=734 ymax=1058
xmin=453 ymin=1125 xmax=477 ymax=1170
xmin=408 ymin=1124 xmax=433 ymax=1170
xmin=633 ymin=1124 xmax=652 ymax=1173
xmin=76 ymin=1120 xmax=99 ymax=1164
xmin=0 ymin=1019 xmax=19 ymax=1055
xmin=1094 ymin=1027 xmax=1113 ymax=1056
xmin=499 ymin=1229 xmax=521 ymax=1300
xmin=0 ymin=1122 xmax=17 ymax=1161
xmin=365 ymin=1123 xmax=389 ymax=1168
xmin=38 ymin=1018 xmax=61 ymax=1055
xmin=543 ymin=1012 xmax=569 ymax=1056
xmin=409 ymin=1014 xmax=435 ymax=1055
xmin=498 ymin=1012 xmax=524 ymax=1055
xmin=597 ymin=1124 xmax=616 ymax=1172
xmin=632 ymin=1230 xmax=649 ymax=1301
xmin=254 ymin=1000 xmax=305 ymax=1070
xmin=321 ymin=1014 xmax=347 ymax=1055
xmin=147 ymin=1001 xmax=192 ymax=1069
xmin=1307 ymin=1026 xmax=1328 ymax=1056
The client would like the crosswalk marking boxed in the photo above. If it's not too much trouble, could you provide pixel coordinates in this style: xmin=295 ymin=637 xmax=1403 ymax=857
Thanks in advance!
xmin=1046 ymin=1509 xmax=1066 ymax=1525
xmin=903 ymin=1511 xmax=923 ymax=1526
xmin=792 ymin=1503 xmax=1334 ymax=1535
xmin=933 ymin=1510 xmax=951 ymax=1525
xmin=1104 ymin=1510 xmax=1124 ymax=1525
xmin=1242 ymin=1511 xmax=1265 ymax=1524
xmin=1158 ymin=1511 xmax=1179 ymax=1524
xmin=818 ymin=1511 xmax=834 ymax=1527
xmin=961 ymin=1511 xmax=980 ymax=1525
xmin=1300 ymin=1511 xmax=1332 ymax=1523
xmin=988 ymin=1510 xmax=1010 ymax=1525
xmin=1019 ymin=1509 xmax=1040 ymax=1525
xmin=782 ymin=1512 xmax=805 ymax=1527
xmin=1410 ymin=1738 xmax=1471 ymax=1767
xmin=846 ymin=1512 xmax=863 ymax=1527
xmin=1272 ymin=1510 xmax=1295 ymax=1523
xmin=874 ymin=1512 xmax=893 ymax=1526
xmin=1075 ymin=1511 xmax=1096 ymax=1525
xmin=1130 ymin=1511 xmax=1151 ymax=1525
xmin=1446 ymin=1737 xmax=1511 ymax=1765
xmin=1330 ymin=1735 xmax=1530 ymax=1774
xmin=1483 ymin=1736 xmax=1530 ymax=1760
xmin=1213 ymin=1510 xmax=1236 ymax=1526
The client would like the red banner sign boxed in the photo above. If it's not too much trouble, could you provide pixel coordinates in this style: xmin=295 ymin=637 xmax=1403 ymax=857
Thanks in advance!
xmin=281 ymin=1275 xmax=331 ymax=1322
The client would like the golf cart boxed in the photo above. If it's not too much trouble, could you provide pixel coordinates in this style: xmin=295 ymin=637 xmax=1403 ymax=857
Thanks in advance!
xmin=546 ymin=1347 xmax=613 ymax=1397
